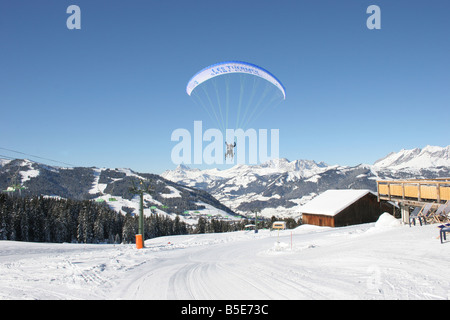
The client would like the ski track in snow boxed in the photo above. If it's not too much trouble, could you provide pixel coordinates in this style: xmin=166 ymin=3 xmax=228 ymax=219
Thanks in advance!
xmin=0 ymin=221 xmax=449 ymax=300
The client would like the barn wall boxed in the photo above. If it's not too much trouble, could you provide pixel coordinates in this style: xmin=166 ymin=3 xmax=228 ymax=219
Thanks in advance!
xmin=334 ymin=193 xmax=392 ymax=227
xmin=302 ymin=213 xmax=335 ymax=227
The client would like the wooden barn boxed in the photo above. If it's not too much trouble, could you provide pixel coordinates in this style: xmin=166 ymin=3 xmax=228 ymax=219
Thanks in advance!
xmin=299 ymin=189 xmax=395 ymax=227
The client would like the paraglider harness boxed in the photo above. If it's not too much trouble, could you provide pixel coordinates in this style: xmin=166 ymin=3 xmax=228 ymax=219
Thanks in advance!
xmin=225 ymin=141 xmax=237 ymax=160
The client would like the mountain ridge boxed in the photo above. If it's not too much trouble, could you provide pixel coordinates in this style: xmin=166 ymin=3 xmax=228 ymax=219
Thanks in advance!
xmin=373 ymin=145 xmax=450 ymax=169
xmin=1 ymin=145 xmax=449 ymax=221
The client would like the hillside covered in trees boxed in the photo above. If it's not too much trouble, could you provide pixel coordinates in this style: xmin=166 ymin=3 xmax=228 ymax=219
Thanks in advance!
xmin=0 ymin=194 xmax=190 ymax=244
xmin=0 ymin=194 xmax=298 ymax=244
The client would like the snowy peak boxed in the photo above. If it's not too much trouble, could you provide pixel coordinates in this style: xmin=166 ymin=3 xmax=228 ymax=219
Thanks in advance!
xmin=175 ymin=164 xmax=199 ymax=172
xmin=162 ymin=158 xmax=329 ymax=184
xmin=373 ymin=145 xmax=450 ymax=169
xmin=259 ymin=158 xmax=327 ymax=173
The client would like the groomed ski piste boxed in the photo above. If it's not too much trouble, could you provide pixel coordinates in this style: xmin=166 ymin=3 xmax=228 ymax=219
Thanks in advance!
xmin=0 ymin=213 xmax=449 ymax=300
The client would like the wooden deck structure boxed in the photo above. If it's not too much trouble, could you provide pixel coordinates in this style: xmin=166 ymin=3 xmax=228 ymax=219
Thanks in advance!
xmin=377 ymin=178 xmax=450 ymax=206
xmin=377 ymin=178 xmax=450 ymax=224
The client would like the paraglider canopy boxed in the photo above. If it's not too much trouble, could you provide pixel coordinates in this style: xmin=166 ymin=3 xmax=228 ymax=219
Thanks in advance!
xmin=186 ymin=61 xmax=286 ymax=99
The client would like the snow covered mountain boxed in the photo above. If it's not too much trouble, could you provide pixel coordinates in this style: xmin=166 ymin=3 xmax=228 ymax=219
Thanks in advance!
xmin=2 ymin=145 xmax=448 ymax=222
xmin=373 ymin=145 xmax=450 ymax=170
xmin=162 ymin=145 xmax=450 ymax=218
xmin=162 ymin=159 xmax=329 ymax=189
xmin=0 ymin=160 xmax=237 ymax=223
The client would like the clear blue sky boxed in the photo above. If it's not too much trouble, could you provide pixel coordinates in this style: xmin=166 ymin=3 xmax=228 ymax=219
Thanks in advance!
xmin=1 ymin=0 xmax=449 ymax=173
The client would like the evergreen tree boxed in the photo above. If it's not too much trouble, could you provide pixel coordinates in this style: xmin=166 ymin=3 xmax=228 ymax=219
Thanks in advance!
xmin=122 ymin=213 xmax=136 ymax=244
xmin=196 ymin=216 xmax=207 ymax=234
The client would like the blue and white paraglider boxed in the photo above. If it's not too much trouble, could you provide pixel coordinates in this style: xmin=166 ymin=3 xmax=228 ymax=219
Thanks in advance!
xmin=186 ymin=61 xmax=285 ymax=134
xmin=186 ymin=61 xmax=286 ymax=99
xmin=185 ymin=61 xmax=285 ymax=163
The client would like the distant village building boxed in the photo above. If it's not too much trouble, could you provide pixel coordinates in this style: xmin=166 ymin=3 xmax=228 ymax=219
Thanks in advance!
xmin=244 ymin=224 xmax=256 ymax=231
xmin=299 ymin=189 xmax=395 ymax=227
xmin=272 ymin=221 xmax=286 ymax=230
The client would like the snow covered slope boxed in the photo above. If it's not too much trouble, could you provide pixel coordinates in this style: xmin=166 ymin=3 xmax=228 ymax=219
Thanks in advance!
xmin=0 ymin=160 xmax=237 ymax=222
xmin=0 ymin=215 xmax=449 ymax=300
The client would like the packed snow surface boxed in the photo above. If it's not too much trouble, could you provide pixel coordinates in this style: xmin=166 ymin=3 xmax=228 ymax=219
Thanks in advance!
xmin=1 ymin=216 xmax=449 ymax=300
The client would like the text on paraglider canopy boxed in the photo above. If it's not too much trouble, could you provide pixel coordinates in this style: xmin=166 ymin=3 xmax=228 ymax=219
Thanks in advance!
xmin=210 ymin=64 xmax=261 ymax=77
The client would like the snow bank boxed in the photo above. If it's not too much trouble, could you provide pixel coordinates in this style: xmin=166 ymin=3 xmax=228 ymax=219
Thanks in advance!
xmin=294 ymin=224 xmax=330 ymax=233
xmin=375 ymin=212 xmax=401 ymax=228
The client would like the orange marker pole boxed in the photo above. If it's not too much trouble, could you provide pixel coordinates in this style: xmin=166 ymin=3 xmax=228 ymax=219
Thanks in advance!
xmin=136 ymin=234 xmax=143 ymax=249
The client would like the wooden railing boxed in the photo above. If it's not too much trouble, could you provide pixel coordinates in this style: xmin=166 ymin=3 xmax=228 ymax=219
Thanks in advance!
xmin=377 ymin=178 xmax=450 ymax=203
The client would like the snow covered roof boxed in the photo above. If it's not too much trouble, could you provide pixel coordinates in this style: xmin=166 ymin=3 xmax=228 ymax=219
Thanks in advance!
xmin=299 ymin=189 xmax=375 ymax=217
